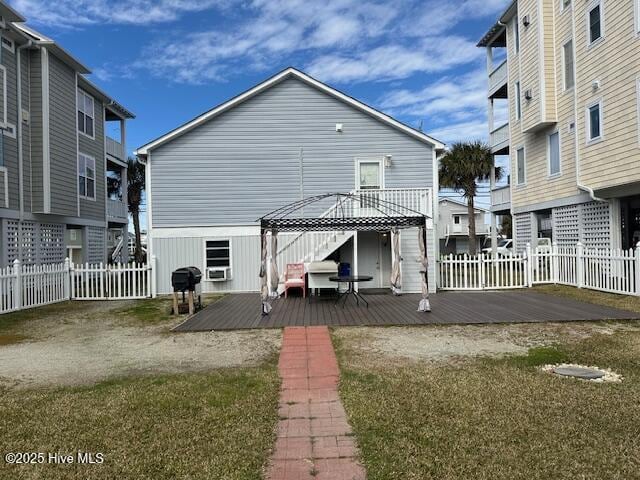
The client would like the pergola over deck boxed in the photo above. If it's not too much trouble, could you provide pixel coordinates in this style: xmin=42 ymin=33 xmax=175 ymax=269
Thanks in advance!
xmin=257 ymin=192 xmax=433 ymax=315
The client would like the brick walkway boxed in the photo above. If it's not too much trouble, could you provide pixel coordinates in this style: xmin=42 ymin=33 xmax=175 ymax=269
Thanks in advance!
xmin=266 ymin=326 xmax=366 ymax=480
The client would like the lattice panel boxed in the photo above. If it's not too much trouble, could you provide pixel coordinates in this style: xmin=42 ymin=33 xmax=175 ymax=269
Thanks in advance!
xmin=4 ymin=219 xmax=19 ymax=264
xmin=552 ymin=205 xmax=579 ymax=247
xmin=86 ymin=226 xmax=106 ymax=264
xmin=514 ymin=213 xmax=532 ymax=253
xmin=580 ymin=201 xmax=610 ymax=249
xmin=19 ymin=221 xmax=37 ymax=265
xmin=39 ymin=223 xmax=65 ymax=264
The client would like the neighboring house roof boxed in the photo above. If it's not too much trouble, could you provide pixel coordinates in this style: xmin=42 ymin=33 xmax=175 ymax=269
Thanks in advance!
xmin=439 ymin=198 xmax=489 ymax=213
xmin=136 ymin=67 xmax=446 ymax=157
xmin=9 ymin=17 xmax=135 ymax=119
xmin=0 ymin=0 xmax=25 ymax=22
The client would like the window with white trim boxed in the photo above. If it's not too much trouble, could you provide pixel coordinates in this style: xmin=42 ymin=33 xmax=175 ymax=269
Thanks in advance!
xmin=587 ymin=1 xmax=603 ymax=45
xmin=513 ymin=17 xmax=520 ymax=54
xmin=586 ymin=101 xmax=603 ymax=142
xmin=636 ymin=0 xmax=640 ymax=35
xmin=516 ymin=147 xmax=526 ymax=185
xmin=1 ymin=37 xmax=14 ymax=53
xmin=548 ymin=131 xmax=561 ymax=175
xmin=77 ymin=89 xmax=94 ymax=138
xmin=515 ymin=81 xmax=522 ymax=120
xmin=358 ymin=161 xmax=381 ymax=189
xmin=453 ymin=215 xmax=460 ymax=225
xmin=205 ymin=240 xmax=231 ymax=268
xmin=561 ymin=0 xmax=571 ymax=11
xmin=563 ymin=39 xmax=574 ymax=90
xmin=78 ymin=153 xmax=95 ymax=199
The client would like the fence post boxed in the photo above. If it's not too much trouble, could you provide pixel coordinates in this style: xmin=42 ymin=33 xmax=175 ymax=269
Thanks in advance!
xmin=635 ymin=242 xmax=640 ymax=295
xmin=552 ymin=242 xmax=558 ymax=284
xmin=12 ymin=258 xmax=22 ymax=310
xmin=63 ymin=257 xmax=71 ymax=300
xmin=150 ymin=254 xmax=157 ymax=298
xmin=576 ymin=242 xmax=584 ymax=289
xmin=525 ymin=243 xmax=533 ymax=287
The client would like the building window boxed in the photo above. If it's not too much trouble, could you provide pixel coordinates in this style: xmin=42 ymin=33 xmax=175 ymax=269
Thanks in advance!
xmin=513 ymin=17 xmax=520 ymax=54
xmin=548 ymin=131 xmax=561 ymax=176
xmin=515 ymin=81 xmax=522 ymax=120
xmin=77 ymin=89 xmax=95 ymax=138
xmin=1 ymin=37 xmax=14 ymax=53
xmin=586 ymin=101 xmax=603 ymax=142
xmin=636 ymin=0 xmax=640 ymax=35
xmin=516 ymin=147 xmax=526 ymax=185
xmin=78 ymin=153 xmax=95 ymax=200
xmin=563 ymin=40 xmax=574 ymax=90
xmin=357 ymin=160 xmax=381 ymax=190
xmin=205 ymin=240 xmax=231 ymax=268
xmin=454 ymin=215 xmax=460 ymax=225
xmin=561 ymin=0 xmax=571 ymax=11
xmin=587 ymin=2 xmax=603 ymax=45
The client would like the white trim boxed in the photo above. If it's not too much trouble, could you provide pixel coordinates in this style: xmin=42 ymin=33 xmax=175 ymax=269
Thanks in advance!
xmin=547 ymin=129 xmax=561 ymax=177
xmin=153 ymin=226 xmax=260 ymax=238
xmin=135 ymin=68 xmax=445 ymax=156
xmin=41 ymin=47 xmax=50 ymax=213
xmin=586 ymin=0 xmax=605 ymax=48
xmin=75 ymin=73 xmax=80 ymax=217
xmin=203 ymin=238 xmax=232 ymax=281
xmin=515 ymin=81 xmax=522 ymax=120
xmin=516 ymin=146 xmax=526 ymax=186
xmin=636 ymin=0 xmax=640 ymax=36
xmin=636 ymin=76 xmax=640 ymax=147
xmin=0 ymin=166 xmax=8 ymax=208
xmin=0 ymin=64 xmax=6 ymax=126
xmin=537 ymin=0 xmax=546 ymax=121
xmin=512 ymin=15 xmax=520 ymax=54
xmin=560 ymin=0 xmax=572 ymax=13
xmin=585 ymin=98 xmax=604 ymax=144
xmin=1 ymin=122 xmax=16 ymax=139
xmin=77 ymin=88 xmax=95 ymax=140
xmin=355 ymin=157 xmax=384 ymax=190
xmin=562 ymin=38 xmax=575 ymax=92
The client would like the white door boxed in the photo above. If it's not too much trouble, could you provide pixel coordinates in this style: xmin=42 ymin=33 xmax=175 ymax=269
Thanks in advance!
xmin=357 ymin=231 xmax=391 ymax=288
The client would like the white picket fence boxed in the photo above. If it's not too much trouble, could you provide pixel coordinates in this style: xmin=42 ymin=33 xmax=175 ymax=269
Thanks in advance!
xmin=0 ymin=257 xmax=155 ymax=314
xmin=439 ymin=242 xmax=640 ymax=296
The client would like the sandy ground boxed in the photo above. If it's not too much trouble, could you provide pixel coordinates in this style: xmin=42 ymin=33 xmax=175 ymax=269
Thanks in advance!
xmin=333 ymin=322 xmax=640 ymax=364
xmin=0 ymin=300 xmax=281 ymax=390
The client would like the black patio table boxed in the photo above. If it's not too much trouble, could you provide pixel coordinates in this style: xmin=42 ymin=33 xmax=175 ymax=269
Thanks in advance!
xmin=329 ymin=275 xmax=373 ymax=308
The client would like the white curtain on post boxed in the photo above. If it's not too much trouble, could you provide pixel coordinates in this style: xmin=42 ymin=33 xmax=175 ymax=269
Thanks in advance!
xmin=418 ymin=225 xmax=431 ymax=312
xmin=260 ymin=230 xmax=271 ymax=315
xmin=390 ymin=228 xmax=402 ymax=295
xmin=269 ymin=229 xmax=280 ymax=299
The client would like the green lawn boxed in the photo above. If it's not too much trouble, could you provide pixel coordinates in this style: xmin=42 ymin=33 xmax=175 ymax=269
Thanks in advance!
xmin=0 ymin=363 xmax=279 ymax=480
xmin=334 ymin=288 xmax=640 ymax=479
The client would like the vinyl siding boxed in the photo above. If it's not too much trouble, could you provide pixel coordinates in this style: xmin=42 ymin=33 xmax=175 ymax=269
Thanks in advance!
xmin=0 ymin=41 xmax=22 ymax=211
xmin=78 ymin=92 xmax=105 ymax=221
xmin=48 ymin=54 xmax=77 ymax=216
xmin=150 ymin=77 xmax=434 ymax=227
xmin=29 ymin=48 xmax=43 ymax=213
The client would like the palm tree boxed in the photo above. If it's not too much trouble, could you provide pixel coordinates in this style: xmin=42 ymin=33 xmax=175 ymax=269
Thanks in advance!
xmin=127 ymin=157 xmax=146 ymax=263
xmin=439 ymin=141 xmax=502 ymax=255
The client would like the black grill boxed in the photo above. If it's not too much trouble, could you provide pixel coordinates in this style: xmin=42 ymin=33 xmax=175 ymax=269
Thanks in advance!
xmin=171 ymin=267 xmax=202 ymax=292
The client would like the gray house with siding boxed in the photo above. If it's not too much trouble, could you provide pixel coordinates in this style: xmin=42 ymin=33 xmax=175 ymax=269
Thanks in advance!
xmin=136 ymin=68 xmax=443 ymax=295
xmin=0 ymin=1 xmax=134 ymax=267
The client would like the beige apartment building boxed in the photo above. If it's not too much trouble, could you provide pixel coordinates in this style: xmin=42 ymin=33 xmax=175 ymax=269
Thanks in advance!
xmin=479 ymin=0 xmax=640 ymax=251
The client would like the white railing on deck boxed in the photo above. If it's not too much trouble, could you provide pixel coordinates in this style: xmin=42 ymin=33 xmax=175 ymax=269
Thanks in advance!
xmin=490 ymin=123 xmax=509 ymax=150
xmin=489 ymin=59 xmax=508 ymax=94
xmin=107 ymin=198 xmax=127 ymax=219
xmin=0 ymin=258 xmax=155 ymax=314
xmin=438 ymin=242 xmax=640 ymax=296
xmin=491 ymin=185 xmax=510 ymax=206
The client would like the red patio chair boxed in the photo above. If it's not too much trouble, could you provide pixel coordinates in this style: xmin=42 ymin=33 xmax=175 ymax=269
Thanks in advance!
xmin=284 ymin=263 xmax=306 ymax=298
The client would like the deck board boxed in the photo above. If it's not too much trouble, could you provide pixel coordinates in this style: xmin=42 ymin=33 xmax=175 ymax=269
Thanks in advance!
xmin=173 ymin=290 xmax=640 ymax=332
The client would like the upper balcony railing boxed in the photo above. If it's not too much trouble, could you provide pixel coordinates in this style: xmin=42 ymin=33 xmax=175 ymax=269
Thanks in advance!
xmin=107 ymin=198 xmax=127 ymax=221
xmin=490 ymin=185 xmax=511 ymax=208
xmin=106 ymin=137 xmax=125 ymax=160
xmin=489 ymin=123 xmax=509 ymax=153
xmin=488 ymin=59 xmax=507 ymax=97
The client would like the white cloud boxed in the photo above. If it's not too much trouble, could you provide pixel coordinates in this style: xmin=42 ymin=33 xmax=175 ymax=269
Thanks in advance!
xmin=10 ymin=0 xmax=226 ymax=26
xmin=429 ymin=119 xmax=489 ymax=145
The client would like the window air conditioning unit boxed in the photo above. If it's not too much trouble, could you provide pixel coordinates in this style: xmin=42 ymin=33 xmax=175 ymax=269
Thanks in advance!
xmin=524 ymin=89 xmax=533 ymax=100
xmin=522 ymin=15 xmax=530 ymax=27
xmin=207 ymin=267 xmax=232 ymax=281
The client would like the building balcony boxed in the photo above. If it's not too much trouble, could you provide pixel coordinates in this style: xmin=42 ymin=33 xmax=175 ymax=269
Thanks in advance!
xmin=488 ymin=59 xmax=508 ymax=98
xmin=106 ymin=136 xmax=125 ymax=161
xmin=107 ymin=198 xmax=127 ymax=222
xmin=490 ymin=123 xmax=509 ymax=155
xmin=490 ymin=185 xmax=511 ymax=214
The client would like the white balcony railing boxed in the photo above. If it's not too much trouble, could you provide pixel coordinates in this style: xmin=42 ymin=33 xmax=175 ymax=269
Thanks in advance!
xmin=490 ymin=123 xmax=509 ymax=151
xmin=488 ymin=59 xmax=508 ymax=95
xmin=353 ymin=188 xmax=432 ymax=217
xmin=106 ymin=137 xmax=125 ymax=160
xmin=491 ymin=185 xmax=511 ymax=206
xmin=107 ymin=198 xmax=127 ymax=220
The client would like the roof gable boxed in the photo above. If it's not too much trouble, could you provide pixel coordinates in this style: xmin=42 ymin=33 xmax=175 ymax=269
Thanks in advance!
xmin=136 ymin=67 xmax=445 ymax=156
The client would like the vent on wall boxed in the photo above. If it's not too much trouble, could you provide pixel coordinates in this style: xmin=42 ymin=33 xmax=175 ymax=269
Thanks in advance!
xmin=524 ymin=89 xmax=533 ymax=100
xmin=522 ymin=15 xmax=530 ymax=27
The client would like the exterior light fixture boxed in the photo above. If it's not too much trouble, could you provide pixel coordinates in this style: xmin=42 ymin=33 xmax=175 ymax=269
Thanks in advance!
xmin=384 ymin=155 xmax=392 ymax=167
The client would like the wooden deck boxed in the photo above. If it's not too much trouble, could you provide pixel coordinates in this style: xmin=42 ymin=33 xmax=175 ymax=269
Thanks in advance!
xmin=173 ymin=290 xmax=640 ymax=331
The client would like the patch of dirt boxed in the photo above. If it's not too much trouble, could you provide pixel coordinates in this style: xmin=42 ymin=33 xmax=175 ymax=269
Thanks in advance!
xmin=0 ymin=334 xmax=27 ymax=346
xmin=334 ymin=322 xmax=640 ymax=364
xmin=0 ymin=300 xmax=281 ymax=390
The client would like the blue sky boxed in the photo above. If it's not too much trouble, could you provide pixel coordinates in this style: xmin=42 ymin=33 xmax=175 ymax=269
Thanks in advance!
xmin=11 ymin=0 xmax=511 ymax=209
